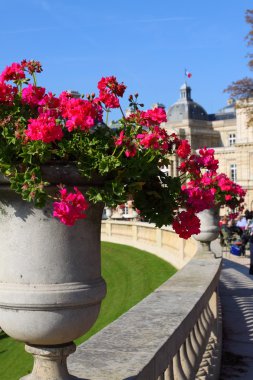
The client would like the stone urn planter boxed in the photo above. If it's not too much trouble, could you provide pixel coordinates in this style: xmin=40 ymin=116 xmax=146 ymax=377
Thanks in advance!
xmin=192 ymin=208 xmax=220 ymax=254
xmin=0 ymin=165 xmax=107 ymax=379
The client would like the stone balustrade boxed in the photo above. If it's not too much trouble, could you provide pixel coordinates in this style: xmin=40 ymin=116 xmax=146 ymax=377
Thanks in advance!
xmin=101 ymin=220 xmax=198 ymax=269
xmin=68 ymin=221 xmax=222 ymax=380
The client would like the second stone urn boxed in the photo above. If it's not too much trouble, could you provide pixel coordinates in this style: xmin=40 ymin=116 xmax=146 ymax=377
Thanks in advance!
xmin=193 ymin=208 xmax=220 ymax=254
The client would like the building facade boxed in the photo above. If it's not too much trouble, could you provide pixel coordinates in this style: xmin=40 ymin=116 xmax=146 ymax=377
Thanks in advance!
xmin=162 ymin=84 xmax=253 ymax=210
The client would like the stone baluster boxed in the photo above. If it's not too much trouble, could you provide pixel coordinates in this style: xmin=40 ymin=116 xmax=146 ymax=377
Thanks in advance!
xmin=173 ymin=350 xmax=187 ymax=380
xmin=208 ymin=290 xmax=222 ymax=379
xmin=180 ymin=340 xmax=195 ymax=379
xmin=196 ymin=317 xmax=206 ymax=354
xmin=199 ymin=316 xmax=209 ymax=350
xmin=166 ymin=359 xmax=174 ymax=380
xmin=190 ymin=323 xmax=203 ymax=367
xmin=186 ymin=329 xmax=198 ymax=372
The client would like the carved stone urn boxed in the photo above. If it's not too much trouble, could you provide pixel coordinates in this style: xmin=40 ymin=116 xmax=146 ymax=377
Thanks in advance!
xmin=192 ymin=208 xmax=220 ymax=254
xmin=0 ymin=165 xmax=106 ymax=379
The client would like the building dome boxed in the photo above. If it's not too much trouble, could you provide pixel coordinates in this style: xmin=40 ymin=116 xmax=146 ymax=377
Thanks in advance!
xmin=167 ymin=83 xmax=208 ymax=122
xmin=216 ymin=98 xmax=235 ymax=114
xmin=208 ymin=99 xmax=236 ymax=121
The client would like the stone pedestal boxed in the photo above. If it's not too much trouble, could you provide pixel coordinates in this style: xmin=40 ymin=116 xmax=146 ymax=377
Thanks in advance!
xmin=21 ymin=343 xmax=76 ymax=380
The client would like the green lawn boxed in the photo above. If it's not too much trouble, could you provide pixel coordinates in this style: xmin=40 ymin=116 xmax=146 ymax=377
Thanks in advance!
xmin=0 ymin=242 xmax=176 ymax=380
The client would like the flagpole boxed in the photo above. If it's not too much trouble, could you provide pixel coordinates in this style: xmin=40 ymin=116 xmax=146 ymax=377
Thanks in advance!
xmin=184 ymin=69 xmax=192 ymax=85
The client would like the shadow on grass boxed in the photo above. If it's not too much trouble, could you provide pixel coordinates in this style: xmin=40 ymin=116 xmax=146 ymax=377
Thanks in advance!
xmin=0 ymin=332 xmax=8 ymax=355
xmin=0 ymin=332 xmax=8 ymax=341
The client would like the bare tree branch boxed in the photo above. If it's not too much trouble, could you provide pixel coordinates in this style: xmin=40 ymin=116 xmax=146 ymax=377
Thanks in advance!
xmin=224 ymin=77 xmax=253 ymax=99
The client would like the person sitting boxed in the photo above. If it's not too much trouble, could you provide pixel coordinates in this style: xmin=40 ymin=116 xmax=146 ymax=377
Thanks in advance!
xmin=219 ymin=216 xmax=229 ymax=247
xmin=220 ymin=217 xmax=239 ymax=248
xmin=229 ymin=218 xmax=243 ymax=237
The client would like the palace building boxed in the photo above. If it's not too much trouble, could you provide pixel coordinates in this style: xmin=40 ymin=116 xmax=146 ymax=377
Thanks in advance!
xmin=162 ymin=83 xmax=253 ymax=210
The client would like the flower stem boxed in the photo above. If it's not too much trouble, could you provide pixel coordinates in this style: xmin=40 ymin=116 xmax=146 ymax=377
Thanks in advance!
xmin=119 ymin=104 xmax=126 ymax=119
xmin=32 ymin=73 xmax=37 ymax=86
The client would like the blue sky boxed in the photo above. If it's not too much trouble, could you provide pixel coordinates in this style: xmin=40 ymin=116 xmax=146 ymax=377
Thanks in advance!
xmin=0 ymin=0 xmax=252 ymax=121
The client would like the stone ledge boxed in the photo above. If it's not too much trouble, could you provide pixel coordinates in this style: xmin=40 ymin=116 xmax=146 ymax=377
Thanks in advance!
xmin=68 ymin=253 xmax=221 ymax=380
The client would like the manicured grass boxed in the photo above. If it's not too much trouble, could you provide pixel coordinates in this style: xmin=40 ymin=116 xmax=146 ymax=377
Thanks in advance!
xmin=0 ymin=242 xmax=176 ymax=380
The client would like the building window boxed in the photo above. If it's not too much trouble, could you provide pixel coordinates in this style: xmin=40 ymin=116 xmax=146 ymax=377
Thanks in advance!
xmin=230 ymin=164 xmax=237 ymax=182
xmin=228 ymin=133 xmax=236 ymax=146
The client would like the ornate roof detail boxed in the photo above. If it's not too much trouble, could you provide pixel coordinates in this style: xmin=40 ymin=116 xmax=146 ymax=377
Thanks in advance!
xmin=167 ymin=83 xmax=208 ymax=122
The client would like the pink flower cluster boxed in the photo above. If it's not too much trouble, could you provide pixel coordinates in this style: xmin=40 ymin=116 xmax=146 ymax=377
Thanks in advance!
xmin=115 ymin=108 xmax=171 ymax=156
xmin=26 ymin=114 xmax=63 ymax=143
xmin=176 ymin=139 xmax=191 ymax=159
xmin=169 ymin=147 xmax=245 ymax=239
xmin=0 ymin=60 xmax=104 ymax=143
xmin=97 ymin=76 xmax=126 ymax=108
xmin=127 ymin=107 xmax=167 ymax=127
xmin=53 ymin=187 xmax=89 ymax=226
xmin=178 ymin=148 xmax=246 ymax=222
xmin=114 ymin=121 xmax=193 ymax=163
xmin=21 ymin=59 xmax=42 ymax=75
xmin=179 ymin=147 xmax=219 ymax=175
xmin=0 ymin=62 xmax=25 ymax=82
xmin=0 ymin=81 xmax=17 ymax=105
xmin=0 ymin=60 xmax=246 ymax=236
xmin=172 ymin=210 xmax=201 ymax=239
xmin=60 ymin=94 xmax=102 ymax=132
xmin=138 ymin=108 xmax=167 ymax=127
xmin=115 ymin=130 xmax=137 ymax=157
xmin=0 ymin=60 xmax=42 ymax=82
xmin=22 ymin=84 xmax=45 ymax=107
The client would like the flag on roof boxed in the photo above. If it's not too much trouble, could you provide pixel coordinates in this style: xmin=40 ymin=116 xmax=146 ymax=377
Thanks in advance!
xmin=185 ymin=69 xmax=192 ymax=78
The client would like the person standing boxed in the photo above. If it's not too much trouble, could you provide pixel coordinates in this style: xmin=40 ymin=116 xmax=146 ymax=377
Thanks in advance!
xmin=236 ymin=215 xmax=247 ymax=231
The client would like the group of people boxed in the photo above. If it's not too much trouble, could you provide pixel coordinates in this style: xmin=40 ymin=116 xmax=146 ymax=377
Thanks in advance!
xmin=219 ymin=210 xmax=253 ymax=275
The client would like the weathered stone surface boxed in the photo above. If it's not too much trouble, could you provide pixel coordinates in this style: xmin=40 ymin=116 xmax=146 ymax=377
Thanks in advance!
xmin=21 ymin=343 xmax=76 ymax=380
xmin=0 ymin=184 xmax=106 ymax=345
xmin=68 ymin=254 xmax=221 ymax=380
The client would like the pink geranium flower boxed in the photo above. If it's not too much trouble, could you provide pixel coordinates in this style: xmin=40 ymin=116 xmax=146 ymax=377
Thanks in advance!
xmin=0 ymin=62 xmax=25 ymax=82
xmin=0 ymin=81 xmax=17 ymax=105
xmin=38 ymin=92 xmax=61 ymax=117
xmin=60 ymin=96 xmax=102 ymax=132
xmin=22 ymin=84 xmax=45 ymax=107
xmin=98 ymin=76 xmax=126 ymax=109
xmin=25 ymin=114 xmax=63 ymax=143
xmin=172 ymin=210 xmax=200 ymax=239
xmin=53 ymin=187 xmax=89 ymax=226
xmin=127 ymin=107 xmax=167 ymax=127
xmin=21 ymin=59 xmax=43 ymax=75
xmin=176 ymin=139 xmax=191 ymax=159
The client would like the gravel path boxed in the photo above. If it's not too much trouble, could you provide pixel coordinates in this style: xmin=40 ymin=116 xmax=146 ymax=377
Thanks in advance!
xmin=219 ymin=252 xmax=253 ymax=379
